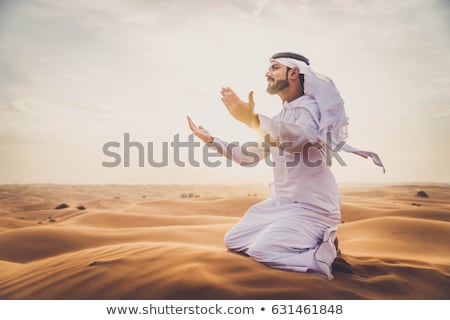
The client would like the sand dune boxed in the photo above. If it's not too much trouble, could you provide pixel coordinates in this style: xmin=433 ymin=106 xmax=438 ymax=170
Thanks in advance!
xmin=0 ymin=183 xmax=449 ymax=299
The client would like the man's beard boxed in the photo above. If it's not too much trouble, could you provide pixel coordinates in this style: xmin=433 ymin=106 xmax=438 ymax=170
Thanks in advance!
xmin=266 ymin=79 xmax=289 ymax=95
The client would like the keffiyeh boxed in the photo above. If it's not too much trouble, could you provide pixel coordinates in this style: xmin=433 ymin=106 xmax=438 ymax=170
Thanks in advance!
xmin=271 ymin=54 xmax=385 ymax=173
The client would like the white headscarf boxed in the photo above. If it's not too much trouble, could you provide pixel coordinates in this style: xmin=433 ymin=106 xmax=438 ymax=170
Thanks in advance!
xmin=271 ymin=57 xmax=385 ymax=173
xmin=271 ymin=57 xmax=348 ymax=146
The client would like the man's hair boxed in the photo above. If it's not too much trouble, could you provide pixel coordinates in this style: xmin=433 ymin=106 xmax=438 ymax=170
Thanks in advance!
xmin=271 ymin=52 xmax=310 ymax=66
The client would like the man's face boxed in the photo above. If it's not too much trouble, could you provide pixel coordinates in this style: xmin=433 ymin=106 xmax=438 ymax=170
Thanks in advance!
xmin=265 ymin=61 xmax=289 ymax=95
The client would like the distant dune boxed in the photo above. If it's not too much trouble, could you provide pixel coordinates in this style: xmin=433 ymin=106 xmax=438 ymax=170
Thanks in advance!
xmin=0 ymin=183 xmax=449 ymax=299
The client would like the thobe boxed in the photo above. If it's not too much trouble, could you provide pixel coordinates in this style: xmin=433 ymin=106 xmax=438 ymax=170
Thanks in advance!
xmin=208 ymin=95 xmax=340 ymax=279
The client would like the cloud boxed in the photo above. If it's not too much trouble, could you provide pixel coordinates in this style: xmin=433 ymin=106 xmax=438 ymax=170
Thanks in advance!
xmin=239 ymin=0 xmax=271 ymax=20
xmin=0 ymin=100 xmax=34 ymax=113
xmin=0 ymin=0 xmax=449 ymax=183
xmin=433 ymin=106 xmax=450 ymax=118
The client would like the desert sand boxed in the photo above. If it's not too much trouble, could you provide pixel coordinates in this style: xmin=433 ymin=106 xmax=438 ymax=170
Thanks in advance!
xmin=0 ymin=183 xmax=449 ymax=299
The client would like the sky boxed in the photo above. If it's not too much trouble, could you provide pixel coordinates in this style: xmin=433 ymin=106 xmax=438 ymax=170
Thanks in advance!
xmin=0 ymin=0 xmax=449 ymax=184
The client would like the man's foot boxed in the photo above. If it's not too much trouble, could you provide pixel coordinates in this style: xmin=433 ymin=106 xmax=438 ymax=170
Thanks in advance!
xmin=331 ymin=237 xmax=354 ymax=274
xmin=332 ymin=255 xmax=354 ymax=274
xmin=314 ymin=226 xmax=338 ymax=280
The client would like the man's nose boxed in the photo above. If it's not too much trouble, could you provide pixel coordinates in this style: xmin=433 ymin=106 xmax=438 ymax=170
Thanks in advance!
xmin=265 ymin=71 xmax=271 ymax=78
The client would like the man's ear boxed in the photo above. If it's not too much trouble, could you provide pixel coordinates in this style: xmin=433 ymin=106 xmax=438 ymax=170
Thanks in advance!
xmin=289 ymin=68 xmax=300 ymax=80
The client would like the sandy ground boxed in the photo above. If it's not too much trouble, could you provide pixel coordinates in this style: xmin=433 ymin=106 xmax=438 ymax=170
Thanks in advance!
xmin=0 ymin=183 xmax=449 ymax=299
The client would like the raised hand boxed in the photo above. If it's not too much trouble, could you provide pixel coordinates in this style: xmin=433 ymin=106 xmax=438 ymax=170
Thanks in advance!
xmin=187 ymin=116 xmax=213 ymax=144
xmin=220 ymin=87 xmax=259 ymax=129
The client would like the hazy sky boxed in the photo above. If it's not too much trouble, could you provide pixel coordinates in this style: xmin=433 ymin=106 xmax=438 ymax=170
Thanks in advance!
xmin=0 ymin=0 xmax=449 ymax=184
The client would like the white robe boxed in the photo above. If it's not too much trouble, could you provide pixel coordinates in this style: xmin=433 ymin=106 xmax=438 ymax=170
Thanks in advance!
xmin=208 ymin=95 xmax=340 ymax=279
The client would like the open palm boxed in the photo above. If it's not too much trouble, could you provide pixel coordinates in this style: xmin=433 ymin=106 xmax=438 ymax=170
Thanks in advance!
xmin=187 ymin=116 xmax=213 ymax=144
xmin=220 ymin=87 xmax=257 ymax=128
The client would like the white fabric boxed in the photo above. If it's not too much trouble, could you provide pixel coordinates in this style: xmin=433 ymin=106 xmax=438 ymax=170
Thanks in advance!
xmin=272 ymin=57 xmax=385 ymax=173
xmin=208 ymin=95 xmax=341 ymax=278
xmin=272 ymin=57 xmax=349 ymax=146
xmin=314 ymin=225 xmax=338 ymax=279
xmin=210 ymin=95 xmax=341 ymax=213
xmin=205 ymin=57 xmax=385 ymax=277
xmin=224 ymin=198 xmax=340 ymax=278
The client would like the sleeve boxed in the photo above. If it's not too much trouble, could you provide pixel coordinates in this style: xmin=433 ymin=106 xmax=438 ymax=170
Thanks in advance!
xmin=257 ymin=107 xmax=320 ymax=153
xmin=206 ymin=136 xmax=269 ymax=167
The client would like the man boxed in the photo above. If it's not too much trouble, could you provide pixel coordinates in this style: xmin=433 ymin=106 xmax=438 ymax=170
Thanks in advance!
xmin=187 ymin=52 xmax=383 ymax=279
